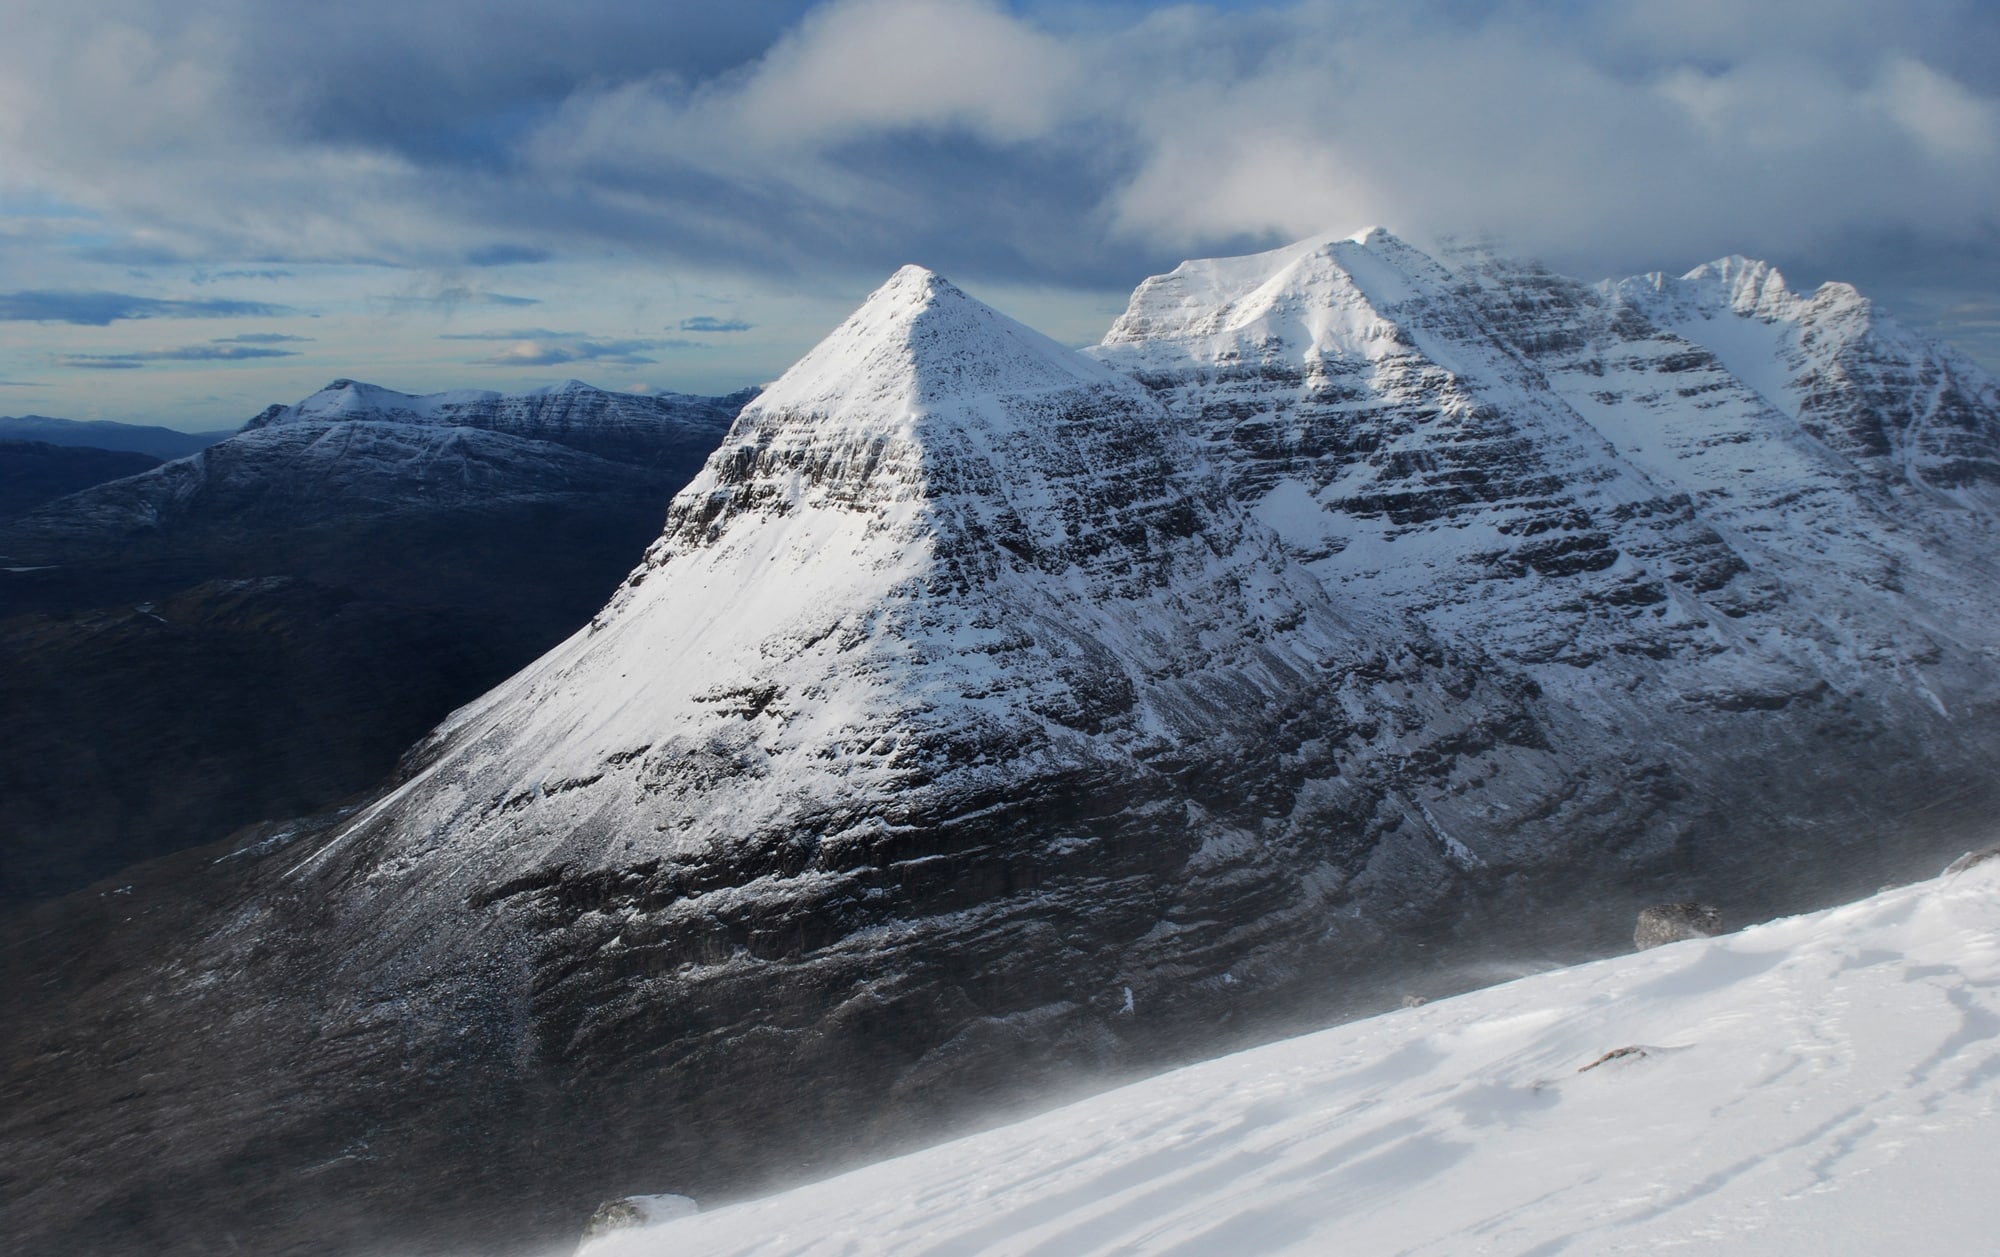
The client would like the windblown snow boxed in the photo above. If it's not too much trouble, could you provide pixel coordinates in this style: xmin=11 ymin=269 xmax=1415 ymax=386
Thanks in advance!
xmin=582 ymin=855 xmax=2000 ymax=1257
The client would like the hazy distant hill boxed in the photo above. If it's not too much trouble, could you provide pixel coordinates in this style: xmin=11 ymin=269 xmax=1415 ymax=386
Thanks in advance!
xmin=0 ymin=414 xmax=229 ymax=460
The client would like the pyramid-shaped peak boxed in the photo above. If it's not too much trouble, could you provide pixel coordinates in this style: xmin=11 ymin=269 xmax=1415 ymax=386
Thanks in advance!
xmin=754 ymin=265 xmax=1117 ymax=419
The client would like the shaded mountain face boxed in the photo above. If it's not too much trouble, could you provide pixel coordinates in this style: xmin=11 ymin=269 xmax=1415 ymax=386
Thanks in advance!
xmin=0 ymin=381 xmax=751 ymax=908
xmin=0 ymin=440 xmax=161 ymax=519
xmin=6 ymin=247 xmax=2000 ymax=1257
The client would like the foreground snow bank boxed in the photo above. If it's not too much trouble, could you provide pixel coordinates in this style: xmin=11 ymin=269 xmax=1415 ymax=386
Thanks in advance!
xmin=585 ymin=859 xmax=2000 ymax=1256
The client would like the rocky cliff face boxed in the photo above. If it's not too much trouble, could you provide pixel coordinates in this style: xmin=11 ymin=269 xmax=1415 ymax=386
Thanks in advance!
xmin=6 ymin=245 xmax=2000 ymax=1257
xmin=1094 ymin=229 xmax=2000 ymax=890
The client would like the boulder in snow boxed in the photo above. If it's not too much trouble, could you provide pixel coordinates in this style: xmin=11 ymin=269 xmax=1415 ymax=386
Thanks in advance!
xmin=577 ymin=1194 xmax=698 ymax=1252
xmin=1634 ymin=902 xmax=1724 ymax=950
xmin=1944 ymin=845 xmax=2000 ymax=877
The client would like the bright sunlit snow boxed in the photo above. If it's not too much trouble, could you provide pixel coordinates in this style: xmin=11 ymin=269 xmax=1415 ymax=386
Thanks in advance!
xmin=582 ymin=855 xmax=2000 ymax=1257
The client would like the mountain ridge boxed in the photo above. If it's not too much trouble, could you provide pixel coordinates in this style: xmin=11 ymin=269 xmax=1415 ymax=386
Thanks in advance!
xmin=5 ymin=234 xmax=2000 ymax=1257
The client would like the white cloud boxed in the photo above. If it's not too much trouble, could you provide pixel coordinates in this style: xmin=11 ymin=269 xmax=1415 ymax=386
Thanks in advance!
xmin=729 ymin=0 xmax=1078 ymax=148
xmin=2 ymin=0 xmax=1997 ymax=300
xmin=1872 ymin=55 xmax=1999 ymax=162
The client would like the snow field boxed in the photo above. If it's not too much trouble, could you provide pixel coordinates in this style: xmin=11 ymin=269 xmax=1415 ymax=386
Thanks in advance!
xmin=583 ymin=858 xmax=2000 ymax=1257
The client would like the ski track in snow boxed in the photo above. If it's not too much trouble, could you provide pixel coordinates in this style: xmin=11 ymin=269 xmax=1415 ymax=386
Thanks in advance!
xmin=583 ymin=861 xmax=2000 ymax=1257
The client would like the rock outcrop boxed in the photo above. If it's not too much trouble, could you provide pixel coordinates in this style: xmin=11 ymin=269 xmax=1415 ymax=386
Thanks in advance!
xmin=1633 ymin=903 xmax=1726 ymax=950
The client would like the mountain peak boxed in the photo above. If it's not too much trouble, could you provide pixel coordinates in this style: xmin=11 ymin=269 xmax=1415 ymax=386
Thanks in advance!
xmin=1093 ymin=227 xmax=1449 ymax=365
xmin=752 ymin=265 xmax=1113 ymax=421
xmin=1608 ymin=255 xmax=1800 ymax=325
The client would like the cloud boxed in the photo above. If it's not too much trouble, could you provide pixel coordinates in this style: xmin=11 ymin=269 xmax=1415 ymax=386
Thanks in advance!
xmin=2 ymin=0 xmax=1998 ymax=309
xmin=213 ymin=332 xmax=311 ymax=343
xmin=438 ymin=327 xmax=703 ymax=365
xmin=53 ymin=344 xmax=302 ymax=368
xmin=436 ymin=327 xmax=577 ymax=340
xmin=50 ymin=358 xmax=147 ymax=370
xmin=462 ymin=335 xmax=696 ymax=366
xmin=679 ymin=315 xmax=752 ymax=332
xmin=78 ymin=243 xmax=191 ymax=266
xmin=0 ymin=290 xmax=290 ymax=325
xmin=389 ymin=285 xmax=540 ymax=309
xmin=464 ymin=244 xmax=552 ymax=266
xmin=193 ymin=268 xmax=296 ymax=283
xmin=486 ymin=0 xmax=2000 ymax=290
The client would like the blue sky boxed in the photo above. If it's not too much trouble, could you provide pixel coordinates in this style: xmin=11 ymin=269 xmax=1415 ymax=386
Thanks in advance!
xmin=2 ymin=0 xmax=1997 ymax=429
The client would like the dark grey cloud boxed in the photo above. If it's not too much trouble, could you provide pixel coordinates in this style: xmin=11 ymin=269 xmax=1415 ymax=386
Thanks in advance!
xmin=194 ymin=269 xmax=297 ymax=283
xmin=226 ymin=1 xmax=822 ymax=162
xmin=53 ymin=344 xmax=302 ymax=368
xmin=0 ymin=290 xmax=291 ymax=325
xmin=464 ymin=244 xmax=553 ymax=267
xmin=679 ymin=316 xmax=754 ymax=332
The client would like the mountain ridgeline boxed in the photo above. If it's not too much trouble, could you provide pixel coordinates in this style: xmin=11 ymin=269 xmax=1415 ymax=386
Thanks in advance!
xmin=5 ymin=234 xmax=2000 ymax=1256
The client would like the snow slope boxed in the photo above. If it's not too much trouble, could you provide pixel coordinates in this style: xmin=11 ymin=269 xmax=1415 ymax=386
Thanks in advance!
xmin=586 ymin=855 xmax=2000 ymax=1257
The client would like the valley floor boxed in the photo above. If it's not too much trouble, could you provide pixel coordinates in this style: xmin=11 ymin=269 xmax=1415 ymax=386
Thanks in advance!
xmin=581 ymin=855 xmax=2000 ymax=1257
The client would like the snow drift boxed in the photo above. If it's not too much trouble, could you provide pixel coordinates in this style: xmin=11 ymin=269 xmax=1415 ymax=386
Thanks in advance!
xmin=583 ymin=853 xmax=2000 ymax=1257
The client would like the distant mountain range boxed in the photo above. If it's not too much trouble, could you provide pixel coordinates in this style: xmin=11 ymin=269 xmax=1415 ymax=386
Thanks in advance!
xmin=0 ymin=413 xmax=229 ymax=460
xmin=5 ymin=232 xmax=2000 ymax=1257
xmin=0 ymin=378 xmax=755 ymax=909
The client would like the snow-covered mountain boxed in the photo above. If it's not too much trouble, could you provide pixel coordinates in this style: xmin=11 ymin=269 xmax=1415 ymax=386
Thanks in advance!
xmin=243 ymin=376 xmax=758 ymax=468
xmin=1094 ymin=229 xmax=2000 ymax=893
xmin=583 ymin=853 xmax=2000 ymax=1257
xmin=5 ymin=240 xmax=2000 ymax=1257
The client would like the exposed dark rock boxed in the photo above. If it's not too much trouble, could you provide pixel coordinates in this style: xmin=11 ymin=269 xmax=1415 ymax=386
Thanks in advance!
xmin=1578 ymin=1045 xmax=1649 ymax=1072
xmin=576 ymin=1195 xmax=697 ymax=1252
xmin=1633 ymin=903 xmax=1725 ymax=950
xmin=1944 ymin=845 xmax=2000 ymax=877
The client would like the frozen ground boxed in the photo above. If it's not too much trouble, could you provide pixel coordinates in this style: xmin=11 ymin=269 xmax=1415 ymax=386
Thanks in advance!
xmin=582 ymin=854 xmax=2000 ymax=1257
